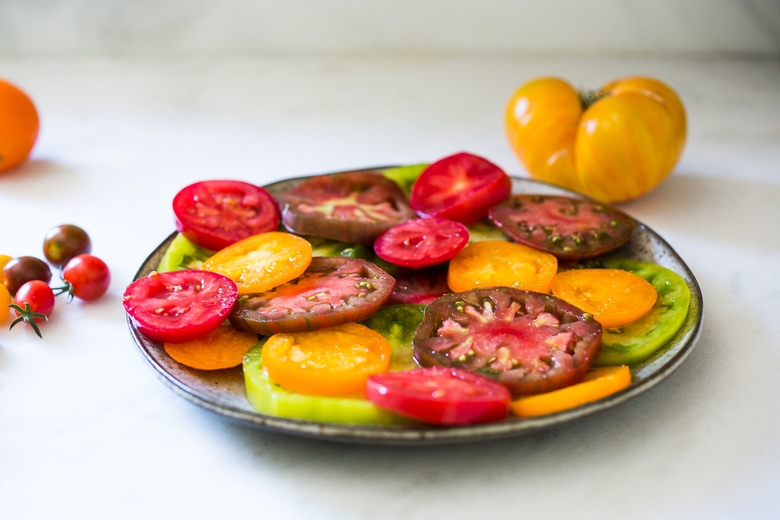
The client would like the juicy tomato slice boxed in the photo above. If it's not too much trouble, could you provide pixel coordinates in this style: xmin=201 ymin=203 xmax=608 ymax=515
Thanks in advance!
xmin=413 ymin=287 xmax=603 ymax=396
xmin=365 ymin=367 xmax=511 ymax=425
xmin=123 ymin=270 xmax=238 ymax=344
xmin=551 ymin=268 xmax=658 ymax=328
xmin=409 ymin=152 xmax=512 ymax=225
xmin=201 ymin=231 xmax=312 ymax=295
xmin=274 ymin=171 xmax=418 ymax=245
xmin=261 ymin=322 xmax=392 ymax=396
xmin=488 ymin=194 xmax=635 ymax=261
xmin=447 ymin=240 xmax=558 ymax=294
xmin=510 ymin=365 xmax=631 ymax=417
xmin=229 ymin=257 xmax=395 ymax=336
xmin=173 ymin=180 xmax=281 ymax=251
xmin=374 ymin=217 xmax=469 ymax=269
xmin=387 ymin=269 xmax=451 ymax=305
xmin=163 ymin=322 xmax=259 ymax=370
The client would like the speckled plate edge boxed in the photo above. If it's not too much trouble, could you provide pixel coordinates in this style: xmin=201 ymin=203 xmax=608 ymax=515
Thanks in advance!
xmin=126 ymin=169 xmax=704 ymax=446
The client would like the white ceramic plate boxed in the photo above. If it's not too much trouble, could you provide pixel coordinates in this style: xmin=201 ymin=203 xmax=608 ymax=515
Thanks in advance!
xmin=126 ymin=169 xmax=703 ymax=445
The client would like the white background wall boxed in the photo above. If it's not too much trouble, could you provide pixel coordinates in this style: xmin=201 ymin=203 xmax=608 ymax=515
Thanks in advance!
xmin=1 ymin=0 xmax=779 ymax=57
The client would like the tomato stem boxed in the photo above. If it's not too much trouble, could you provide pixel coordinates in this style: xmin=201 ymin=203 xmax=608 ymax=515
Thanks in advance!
xmin=8 ymin=303 xmax=48 ymax=338
xmin=579 ymin=88 xmax=607 ymax=110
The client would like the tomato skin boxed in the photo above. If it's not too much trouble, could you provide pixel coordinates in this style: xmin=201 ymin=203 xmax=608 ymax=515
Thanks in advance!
xmin=173 ymin=180 xmax=281 ymax=251
xmin=2 ymin=256 xmax=52 ymax=296
xmin=366 ymin=367 xmax=511 ymax=425
xmin=42 ymin=224 xmax=93 ymax=269
xmin=0 ymin=283 xmax=11 ymax=322
xmin=123 ymin=270 xmax=238 ymax=344
xmin=62 ymin=254 xmax=111 ymax=301
xmin=374 ymin=217 xmax=469 ymax=269
xmin=410 ymin=152 xmax=512 ymax=225
xmin=13 ymin=280 xmax=55 ymax=321
xmin=505 ymin=76 xmax=686 ymax=203
xmin=0 ymin=79 xmax=39 ymax=173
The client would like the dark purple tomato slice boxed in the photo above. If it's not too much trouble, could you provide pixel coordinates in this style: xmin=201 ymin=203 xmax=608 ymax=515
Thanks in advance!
xmin=229 ymin=257 xmax=395 ymax=336
xmin=173 ymin=180 xmax=281 ymax=251
xmin=275 ymin=171 xmax=418 ymax=245
xmin=374 ymin=217 xmax=469 ymax=269
xmin=365 ymin=367 xmax=511 ymax=425
xmin=387 ymin=269 xmax=451 ymax=305
xmin=487 ymin=194 xmax=635 ymax=261
xmin=413 ymin=287 xmax=602 ymax=396
xmin=409 ymin=152 xmax=512 ymax=225
xmin=123 ymin=270 xmax=238 ymax=344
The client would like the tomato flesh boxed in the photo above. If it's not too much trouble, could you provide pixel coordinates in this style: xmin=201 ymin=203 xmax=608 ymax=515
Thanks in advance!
xmin=387 ymin=269 xmax=451 ymax=305
xmin=374 ymin=217 xmax=469 ymax=269
xmin=123 ymin=270 xmax=238 ymax=344
xmin=410 ymin=152 xmax=511 ymax=225
xmin=173 ymin=180 xmax=281 ymax=251
xmin=365 ymin=367 xmax=511 ymax=425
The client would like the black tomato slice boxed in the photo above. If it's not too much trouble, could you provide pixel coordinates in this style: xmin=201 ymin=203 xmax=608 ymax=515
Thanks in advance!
xmin=487 ymin=194 xmax=635 ymax=261
xmin=413 ymin=287 xmax=603 ymax=396
xmin=387 ymin=269 xmax=451 ymax=305
xmin=229 ymin=257 xmax=395 ymax=336
xmin=275 ymin=171 xmax=418 ymax=245
xmin=409 ymin=152 xmax=512 ymax=225
xmin=374 ymin=217 xmax=469 ymax=269
xmin=173 ymin=180 xmax=281 ymax=251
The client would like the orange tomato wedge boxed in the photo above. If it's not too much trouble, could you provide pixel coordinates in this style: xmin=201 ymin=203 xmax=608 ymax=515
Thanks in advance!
xmin=261 ymin=322 xmax=392 ymax=396
xmin=163 ymin=322 xmax=259 ymax=370
xmin=447 ymin=240 xmax=558 ymax=293
xmin=201 ymin=231 xmax=312 ymax=295
xmin=551 ymin=268 xmax=657 ymax=328
xmin=510 ymin=365 xmax=631 ymax=417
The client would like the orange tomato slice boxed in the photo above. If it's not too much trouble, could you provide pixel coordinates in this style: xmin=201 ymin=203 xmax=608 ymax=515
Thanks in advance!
xmin=201 ymin=231 xmax=312 ymax=295
xmin=163 ymin=322 xmax=259 ymax=370
xmin=510 ymin=365 xmax=631 ymax=417
xmin=261 ymin=322 xmax=392 ymax=396
xmin=447 ymin=240 xmax=558 ymax=293
xmin=550 ymin=268 xmax=657 ymax=328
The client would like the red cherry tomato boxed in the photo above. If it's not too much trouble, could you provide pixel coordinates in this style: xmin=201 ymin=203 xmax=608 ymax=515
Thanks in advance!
xmin=410 ymin=152 xmax=512 ymax=225
xmin=61 ymin=254 xmax=111 ymax=301
xmin=13 ymin=280 xmax=55 ymax=319
xmin=123 ymin=270 xmax=238 ymax=344
xmin=173 ymin=180 xmax=281 ymax=251
xmin=365 ymin=367 xmax=511 ymax=425
xmin=374 ymin=217 xmax=469 ymax=269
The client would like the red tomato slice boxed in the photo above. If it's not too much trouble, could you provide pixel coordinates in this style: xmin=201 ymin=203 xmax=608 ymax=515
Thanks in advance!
xmin=123 ymin=270 xmax=238 ymax=344
xmin=229 ymin=257 xmax=395 ymax=336
xmin=410 ymin=152 xmax=512 ymax=225
xmin=374 ymin=217 xmax=469 ymax=269
xmin=173 ymin=180 xmax=281 ymax=251
xmin=365 ymin=367 xmax=511 ymax=425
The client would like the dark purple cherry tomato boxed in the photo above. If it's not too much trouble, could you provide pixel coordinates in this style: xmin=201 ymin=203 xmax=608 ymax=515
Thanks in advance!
xmin=61 ymin=254 xmax=111 ymax=301
xmin=42 ymin=224 xmax=92 ymax=269
xmin=2 ymin=256 xmax=52 ymax=296
xmin=374 ymin=217 xmax=469 ymax=269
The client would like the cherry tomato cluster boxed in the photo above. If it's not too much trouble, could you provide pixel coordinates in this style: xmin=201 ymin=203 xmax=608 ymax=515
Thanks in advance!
xmin=1 ymin=224 xmax=111 ymax=338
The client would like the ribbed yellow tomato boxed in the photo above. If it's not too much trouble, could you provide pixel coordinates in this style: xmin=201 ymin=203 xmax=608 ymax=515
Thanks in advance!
xmin=505 ymin=76 xmax=686 ymax=203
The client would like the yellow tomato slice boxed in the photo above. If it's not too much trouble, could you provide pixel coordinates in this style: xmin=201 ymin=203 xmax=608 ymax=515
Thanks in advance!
xmin=163 ymin=322 xmax=259 ymax=370
xmin=262 ymin=322 xmax=392 ymax=396
xmin=550 ymin=268 xmax=657 ymax=328
xmin=201 ymin=231 xmax=312 ymax=295
xmin=510 ymin=365 xmax=631 ymax=417
xmin=447 ymin=240 xmax=558 ymax=293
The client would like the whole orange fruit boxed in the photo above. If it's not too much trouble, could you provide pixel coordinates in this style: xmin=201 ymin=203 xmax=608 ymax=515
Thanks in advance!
xmin=0 ymin=79 xmax=40 ymax=172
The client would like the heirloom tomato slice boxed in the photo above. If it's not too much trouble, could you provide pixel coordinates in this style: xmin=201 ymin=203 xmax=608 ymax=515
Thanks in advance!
xmin=123 ymin=270 xmax=238 ymax=344
xmin=229 ymin=257 xmax=395 ymax=336
xmin=374 ymin=217 xmax=469 ymax=269
xmin=201 ymin=231 xmax=312 ymax=295
xmin=365 ymin=367 xmax=511 ymax=425
xmin=163 ymin=322 xmax=259 ymax=370
xmin=387 ymin=269 xmax=451 ymax=305
xmin=173 ymin=180 xmax=281 ymax=251
xmin=409 ymin=152 xmax=511 ymax=225
xmin=414 ymin=287 xmax=602 ymax=396
xmin=275 ymin=171 xmax=417 ymax=245
xmin=261 ymin=322 xmax=392 ymax=396
xmin=488 ymin=194 xmax=634 ymax=261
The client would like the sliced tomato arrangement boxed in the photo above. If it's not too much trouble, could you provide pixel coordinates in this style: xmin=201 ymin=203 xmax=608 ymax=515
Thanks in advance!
xmin=410 ymin=152 xmax=512 ymax=225
xmin=413 ymin=287 xmax=603 ymax=396
xmin=173 ymin=179 xmax=281 ymax=251
xmin=123 ymin=270 xmax=238 ymax=344
xmin=488 ymin=194 xmax=635 ymax=261
xmin=163 ymin=322 xmax=259 ymax=371
xmin=229 ymin=257 xmax=395 ymax=336
xmin=275 ymin=171 xmax=417 ymax=245
xmin=374 ymin=217 xmax=469 ymax=269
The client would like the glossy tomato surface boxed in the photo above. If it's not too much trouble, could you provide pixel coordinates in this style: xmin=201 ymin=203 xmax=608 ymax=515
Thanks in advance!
xmin=62 ymin=254 xmax=111 ymax=301
xmin=374 ymin=217 xmax=469 ymax=269
xmin=42 ymin=224 xmax=92 ymax=269
xmin=414 ymin=287 xmax=603 ymax=396
xmin=409 ymin=152 xmax=511 ymax=225
xmin=173 ymin=180 xmax=280 ymax=251
xmin=2 ymin=256 xmax=52 ymax=296
xmin=123 ymin=270 xmax=238 ymax=344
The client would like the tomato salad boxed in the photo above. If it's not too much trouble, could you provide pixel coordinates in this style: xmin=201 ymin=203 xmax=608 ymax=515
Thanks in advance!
xmin=123 ymin=152 xmax=692 ymax=427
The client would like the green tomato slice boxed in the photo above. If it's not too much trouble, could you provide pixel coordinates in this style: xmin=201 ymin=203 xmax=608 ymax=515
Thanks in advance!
xmin=592 ymin=258 xmax=691 ymax=366
xmin=381 ymin=163 xmax=428 ymax=196
xmin=157 ymin=233 xmax=215 ymax=272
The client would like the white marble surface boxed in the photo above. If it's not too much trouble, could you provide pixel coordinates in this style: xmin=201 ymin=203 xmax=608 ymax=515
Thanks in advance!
xmin=1 ymin=55 xmax=779 ymax=520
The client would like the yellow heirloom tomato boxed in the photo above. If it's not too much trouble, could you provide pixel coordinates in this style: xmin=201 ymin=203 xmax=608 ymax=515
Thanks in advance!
xmin=505 ymin=76 xmax=687 ymax=203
